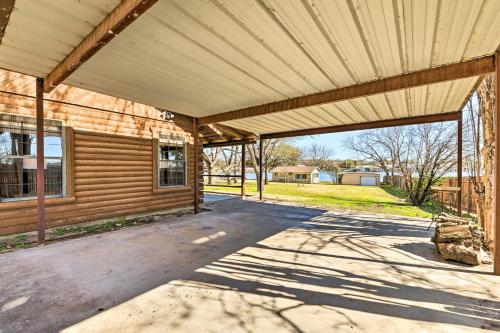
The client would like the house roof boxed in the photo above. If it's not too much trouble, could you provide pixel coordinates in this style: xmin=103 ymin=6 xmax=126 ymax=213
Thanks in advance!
xmin=272 ymin=166 xmax=319 ymax=173
xmin=0 ymin=0 xmax=498 ymax=137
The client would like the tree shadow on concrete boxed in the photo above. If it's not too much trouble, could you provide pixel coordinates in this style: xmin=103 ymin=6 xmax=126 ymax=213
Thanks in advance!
xmin=190 ymin=251 xmax=500 ymax=331
xmin=13 ymin=199 xmax=497 ymax=332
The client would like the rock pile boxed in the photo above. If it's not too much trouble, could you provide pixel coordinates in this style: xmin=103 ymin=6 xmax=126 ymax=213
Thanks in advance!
xmin=431 ymin=214 xmax=492 ymax=265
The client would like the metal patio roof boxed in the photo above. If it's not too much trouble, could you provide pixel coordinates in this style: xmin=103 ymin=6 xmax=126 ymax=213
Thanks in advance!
xmin=0 ymin=0 xmax=499 ymax=135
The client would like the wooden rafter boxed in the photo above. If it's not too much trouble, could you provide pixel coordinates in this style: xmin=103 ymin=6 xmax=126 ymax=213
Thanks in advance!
xmin=199 ymin=56 xmax=495 ymax=125
xmin=213 ymin=123 xmax=244 ymax=139
xmin=203 ymin=139 xmax=256 ymax=148
xmin=43 ymin=0 xmax=158 ymax=93
xmin=261 ymin=111 xmax=462 ymax=139
xmin=0 ymin=0 xmax=15 ymax=44
xmin=200 ymin=122 xmax=257 ymax=146
xmin=206 ymin=124 xmax=230 ymax=140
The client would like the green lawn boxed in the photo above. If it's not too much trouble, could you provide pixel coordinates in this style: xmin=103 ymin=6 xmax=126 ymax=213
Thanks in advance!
xmin=205 ymin=181 xmax=442 ymax=218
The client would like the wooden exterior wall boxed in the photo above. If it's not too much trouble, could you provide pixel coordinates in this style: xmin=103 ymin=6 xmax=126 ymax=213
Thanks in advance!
xmin=0 ymin=70 xmax=203 ymax=236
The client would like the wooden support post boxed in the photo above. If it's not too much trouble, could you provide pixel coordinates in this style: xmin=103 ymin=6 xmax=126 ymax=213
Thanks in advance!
xmin=494 ymin=51 xmax=500 ymax=275
xmin=241 ymin=144 xmax=246 ymax=197
xmin=36 ymin=78 xmax=45 ymax=244
xmin=259 ymin=139 xmax=263 ymax=201
xmin=193 ymin=118 xmax=200 ymax=214
xmin=457 ymin=115 xmax=463 ymax=217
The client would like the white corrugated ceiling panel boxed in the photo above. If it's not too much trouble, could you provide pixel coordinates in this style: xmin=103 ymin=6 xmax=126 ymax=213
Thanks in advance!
xmin=0 ymin=0 xmax=119 ymax=77
xmin=64 ymin=0 xmax=499 ymax=118
xmin=0 ymin=0 xmax=497 ymax=126
xmin=221 ymin=76 xmax=479 ymax=135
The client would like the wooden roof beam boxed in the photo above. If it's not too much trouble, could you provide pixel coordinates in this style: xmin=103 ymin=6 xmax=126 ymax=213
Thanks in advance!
xmin=0 ymin=0 xmax=15 ymax=44
xmin=43 ymin=0 xmax=158 ymax=93
xmin=199 ymin=56 xmax=495 ymax=125
xmin=261 ymin=111 xmax=462 ymax=139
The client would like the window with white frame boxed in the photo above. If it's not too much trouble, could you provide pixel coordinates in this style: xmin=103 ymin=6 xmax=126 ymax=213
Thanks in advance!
xmin=0 ymin=114 xmax=63 ymax=201
xmin=158 ymin=135 xmax=186 ymax=187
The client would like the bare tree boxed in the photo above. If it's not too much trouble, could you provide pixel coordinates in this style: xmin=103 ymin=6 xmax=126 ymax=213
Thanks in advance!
xmin=322 ymin=160 xmax=339 ymax=183
xmin=396 ymin=123 xmax=457 ymax=206
xmin=345 ymin=124 xmax=457 ymax=206
xmin=220 ymin=146 xmax=241 ymax=184
xmin=301 ymin=142 xmax=333 ymax=170
xmin=247 ymin=139 xmax=290 ymax=190
xmin=202 ymin=147 xmax=221 ymax=185
xmin=262 ymin=139 xmax=282 ymax=184
xmin=344 ymin=131 xmax=394 ymax=176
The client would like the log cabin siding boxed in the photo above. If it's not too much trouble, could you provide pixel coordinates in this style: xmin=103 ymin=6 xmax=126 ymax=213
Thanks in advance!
xmin=0 ymin=129 xmax=198 ymax=236
xmin=0 ymin=72 xmax=203 ymax=236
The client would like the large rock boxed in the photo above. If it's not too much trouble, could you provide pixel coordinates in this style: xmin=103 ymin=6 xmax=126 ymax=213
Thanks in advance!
xmin=480 ymin=248 xmax=493 ymax=264
xmin=435 ymin=225 xmax=472 ymax=243
xmin=438 ymin=243 xmax=481 ymax=265
xmin=439 ymin=217 xmax=470 ymax=225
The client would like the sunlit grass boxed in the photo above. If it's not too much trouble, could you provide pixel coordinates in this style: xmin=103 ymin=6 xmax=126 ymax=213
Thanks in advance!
xmin=205 ymin=181 xmax=438 ymax=218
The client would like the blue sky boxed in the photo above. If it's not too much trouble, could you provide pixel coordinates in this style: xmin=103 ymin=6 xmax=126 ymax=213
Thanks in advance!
xmin=292 ymin=129 xmax=369 ymax=160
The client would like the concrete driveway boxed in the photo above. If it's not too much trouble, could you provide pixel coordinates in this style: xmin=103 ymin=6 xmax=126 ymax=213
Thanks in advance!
xmin=0 ymin=198 xmax=499 ymax=332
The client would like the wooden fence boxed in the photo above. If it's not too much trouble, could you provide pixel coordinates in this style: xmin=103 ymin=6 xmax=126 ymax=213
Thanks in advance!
xmin=383 ymin=175 xmax=482 ymax=214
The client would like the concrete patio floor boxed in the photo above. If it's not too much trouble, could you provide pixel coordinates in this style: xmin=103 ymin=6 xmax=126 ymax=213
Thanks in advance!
xmin=0 ymin=198 xmax=499 ymax=332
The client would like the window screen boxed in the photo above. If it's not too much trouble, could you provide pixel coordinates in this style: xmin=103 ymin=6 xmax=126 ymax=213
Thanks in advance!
xmin=0 ymin=114 xmax=63 ymax=201
xmin=158 ymin=135 xmax=186 ymax=187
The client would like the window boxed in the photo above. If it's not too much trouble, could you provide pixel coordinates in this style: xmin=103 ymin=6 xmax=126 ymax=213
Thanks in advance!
xmin=0 ymin=114 xmax=63 ymax=201
xmin=295 ymin=174 xmax=307 ymax=180
xmin=158 ymin=135 xmax=186 ymax=187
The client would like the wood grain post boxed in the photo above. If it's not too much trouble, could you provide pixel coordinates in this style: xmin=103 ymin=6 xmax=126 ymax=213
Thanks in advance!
xmin=259 ymin=139 xmax=263 ymax=201
xmin=241 ymin=144 xmax=246 ymax=197
xmin=457 ymin=115 xmax=463 ymax=217
xmin=494 ymin=51 xmax=500 ymax=275
xmin=36 ymin=78 xmax=45 ymax=244
xmin=193 ymin=118 xmax=200 ymax=214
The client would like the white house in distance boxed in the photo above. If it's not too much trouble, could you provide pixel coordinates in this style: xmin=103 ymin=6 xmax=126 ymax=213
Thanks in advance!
xmin=272 ymin=166 xmax=321 ymax=184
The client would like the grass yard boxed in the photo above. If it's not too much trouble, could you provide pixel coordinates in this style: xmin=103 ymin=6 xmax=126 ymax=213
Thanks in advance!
xmin=205 ymin=181 xmax=442 ymax=218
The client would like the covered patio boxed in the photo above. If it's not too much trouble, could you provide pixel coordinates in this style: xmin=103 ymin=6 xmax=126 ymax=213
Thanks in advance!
xmin=1 ymin=197 xmax=499 ymax=332
xmin=0 ymin=1 xmax=500 ymax=330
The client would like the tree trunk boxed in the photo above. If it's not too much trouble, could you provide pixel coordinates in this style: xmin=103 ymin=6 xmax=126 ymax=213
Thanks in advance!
xmin=207 ymin=165 xmax=213 ymax=185
xmin=264 ymin=159 xmax=269 ymax=185
xmin=248 ymin=144 xmax=262 ymax=192
xmin=476 ymin=196 xmax=486 ymax=232
xmin=478 ymin=76 xmax=495 ymax=247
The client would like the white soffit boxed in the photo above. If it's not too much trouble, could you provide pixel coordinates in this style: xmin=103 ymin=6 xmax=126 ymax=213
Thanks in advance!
xmin=0 ymin=0 xmax=498 ymax=122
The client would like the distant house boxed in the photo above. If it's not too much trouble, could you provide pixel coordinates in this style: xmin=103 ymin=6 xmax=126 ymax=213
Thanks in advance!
xmin=357 ymin=164 xmax=382 ymax=172
xmin=339 ymin=172 xmax=380 ymax=186
xmin=272 ymin=166 xmax=321 ymax=184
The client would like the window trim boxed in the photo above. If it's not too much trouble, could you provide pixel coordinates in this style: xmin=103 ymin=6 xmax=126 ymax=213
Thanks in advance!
xmin=0 ymin=115 xmax=72 ymax=203
xmin=152 ymin=137 xmax=190 ymax=194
